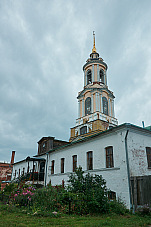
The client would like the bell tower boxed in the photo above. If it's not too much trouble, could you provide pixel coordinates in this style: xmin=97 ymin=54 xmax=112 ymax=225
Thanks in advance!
xmin=70 ymin=32 xmax=118 ymax=142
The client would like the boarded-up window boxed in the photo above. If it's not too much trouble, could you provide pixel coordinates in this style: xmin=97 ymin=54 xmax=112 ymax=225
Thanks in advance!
xmin=51 ymin=160 xmax=55 ymax=174
xmin=106 ymin=146 xmax=114 ymax=168
xmin=146 ymin=147 xmax=151 ymax=168
xmin=61 ymin=158 xmax=65 ymax=173
xmin=87 ymin=151 xmax=93 ymax=170
xmin=73 ymin=155 xmax=77 ymax=172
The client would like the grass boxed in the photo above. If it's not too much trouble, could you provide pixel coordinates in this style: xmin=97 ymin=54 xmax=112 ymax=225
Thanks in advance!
xmin=0 ymin=202 xmax=151 ymax=227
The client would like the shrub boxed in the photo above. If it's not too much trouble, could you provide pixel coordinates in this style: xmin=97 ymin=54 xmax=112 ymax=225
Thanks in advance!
xmin=11 ymin=184 xmax=35 ymax=207
xmin=109 ymin=198 xmax=128 ymax=215
xmin=67 ymin=166 xmax=109 ymax=214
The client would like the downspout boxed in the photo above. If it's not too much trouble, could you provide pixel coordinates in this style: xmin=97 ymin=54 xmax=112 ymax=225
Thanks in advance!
xmin=125 ymin=129 xmax=132 ymax=210
xmin=44 ymin=152 xmax=48 ymax=187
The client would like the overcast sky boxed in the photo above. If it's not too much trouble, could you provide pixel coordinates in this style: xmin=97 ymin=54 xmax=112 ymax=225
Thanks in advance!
xmin=1 ymin=0 xmax=151 ymax=162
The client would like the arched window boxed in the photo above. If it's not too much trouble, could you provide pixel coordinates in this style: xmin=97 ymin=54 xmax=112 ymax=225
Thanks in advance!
xmin=85 ymin=97 xmax=91 ymax=115
xmin=80 ymin=126 xmax=87 ymax=135
xmin=102 ymin=97 xmax=108 ymax=115
xmin=100 ymin=69 xmax=104 ymax=84
xmin=87 ymin=70 xmax=92 ymax=85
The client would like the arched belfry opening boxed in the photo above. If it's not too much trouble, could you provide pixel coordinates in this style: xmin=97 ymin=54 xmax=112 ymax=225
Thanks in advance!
xmin=85 ymin=97 xmax=91 ymax=115
xmin=102 ymin=97 xmax=108 ymax=115
xmin=100 ymin=69 xmax=104 ymax=84
xmin=87 ymin=69 xmax=92 ymax=84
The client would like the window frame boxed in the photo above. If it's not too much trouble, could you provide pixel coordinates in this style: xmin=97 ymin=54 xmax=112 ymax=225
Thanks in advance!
xmin=106 ymin=146 xmax=114 ymax=168
xmin=61 ymin=158 xmax=65 ymax=173
xmin=87 ymin=151 xmax=93 ymax=170
xmin=72 ymin=155 xmax=77 ymax=172
xmin=80 ymin=126 xmax=87 ymax=135
xmin=85 ymin=97 xmax=91 ymax=115
xmin=87 ymin=69 xmax=92 ymax=85
xmin=51 ymin=160 xmax=55 ymax=174
xmin=100 ymin=69 xmax=104 ymax=84
xmin=102 ymin=97 xmax=108 ymax=115
xmin=146 ymin=147 xmax=151 ymax=168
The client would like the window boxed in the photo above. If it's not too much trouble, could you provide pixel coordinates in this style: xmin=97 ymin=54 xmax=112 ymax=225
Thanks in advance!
xmin=80 ymin=126 xmax=87 ymax=135
xmin=61 ymin=158 xmax=65 ymax=173
xmin=19 ymin=169 xmax=20 ymax=177
xmin=73 ymin=155 xmax=77 ymax=172
xmin=23 ymin=168 xmax=25 ymax=175
xmin=85 ymin=97 xmax=91 ymax=115
xmin=87 ymin=70 xmax=92 ymax=84
xmin=100 ymin=69 xmax=104 ymax=83
xmin=108 ymin=191 xmax=116 ymax=200
xmin=51 ymin=160 xmax=55 ymax=174
xmin=146 ymin=147 xmax=151 ymax=168
xmin=15 ymin=170 xmax=17 ymax=177
xmin=106 ymin=146 xmax=114 ymax=168
xmin=87 ymin=151 xmax=93 ymax=170
xmin=102 ymin=97 xmax=108 ymax=115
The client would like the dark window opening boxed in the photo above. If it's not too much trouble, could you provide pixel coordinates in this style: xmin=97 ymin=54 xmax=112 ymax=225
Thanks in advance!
xmin=19 ymin=169 xmax=20 ymax=177
xmin=51 ymin=160 xmax=55 ymax=174
xmin=108 ymin=191 xmax=116 ymax=200
xmin=102 ymin=97 xmax=108 ymax=115
xmin=73 ymin=155 xmax=77 ymax=172
xmin=106 ymin=146 xmax=114 ymax=168
xmin=39 ymin=161 xmax=45 ymax=181
xmin=85 ymin=97 xmax=91 ymax=115
xmin=100 ymin=69 xmax=104 ymax=83
xmin=87 ymin=70 xmax=92 ymax=85
xmin=61 ymin=158 xmax=65 ymax=173
xmin=146 ymin=147 xmax=151 ymax=168
xmin=80 ymin=126 xmax=87 ymax=135
xmin=87 ymin=151 xmax=93 ymax=170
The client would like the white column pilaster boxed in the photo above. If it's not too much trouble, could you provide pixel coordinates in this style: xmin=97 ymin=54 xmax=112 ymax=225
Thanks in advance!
xmin=92 ymin=65 xmax=94 ymax=82
xmin=101 ymin=94 xmax=103 ymax=113
xmin=109 ymin=98 xmax=111 ymax=116
xmin=105 ymin=70 xmax=107 ymax=85
xmin=82 ymin=99 xmax=84 ymax=117
xmin=84 ymin=69 xmax=86 ymax=86
xmin=78 ymin=100 xmax=80 ymax=118
xmin=112 ymin=100 xmax=115 ymax=117
xmin=91 ymin=94 xmax=93 ymax=113
xmin=95 ymin=93 xmax=98 ymax=111
xmin=98 ymin=93 xmax=100 ymax=112
xmin=97 ymin=64 xmax=99 ymax=82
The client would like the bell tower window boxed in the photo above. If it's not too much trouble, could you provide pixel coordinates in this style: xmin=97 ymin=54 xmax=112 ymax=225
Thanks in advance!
xmin=100 ymin=69 xmax=104 ymax=84
xmin=87 ymin=69 xmax=92 ymax=84
xmin=80 ymin=126 xmax=87 ymax=135
xmin=102 ymin=97 xmax=108 ymax=115
xmin=85 ymin=97 xmax=91 ymax=115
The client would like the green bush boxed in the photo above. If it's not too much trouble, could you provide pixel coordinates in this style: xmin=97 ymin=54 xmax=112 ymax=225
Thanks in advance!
xmin=67 ymin=166 xmax=109 ymax=214
xmin=109 ymin=198 xmax=128 ymax=215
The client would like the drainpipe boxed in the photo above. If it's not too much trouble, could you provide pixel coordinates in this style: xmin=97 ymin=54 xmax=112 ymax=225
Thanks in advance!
xmin=44 ymin=153 xmax=49 ymax=187
xmin=125 ymin=129 xmax=132 ymax=210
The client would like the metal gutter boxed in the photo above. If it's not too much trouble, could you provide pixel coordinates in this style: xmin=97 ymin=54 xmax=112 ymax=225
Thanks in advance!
xmin=125 ymin=129 xmax=132 ymax=210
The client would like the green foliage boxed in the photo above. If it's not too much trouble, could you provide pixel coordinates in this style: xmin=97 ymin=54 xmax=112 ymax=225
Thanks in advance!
xmin=2 ymin=182 xmax=18 ymax=195
xmin=109 ymin=199 xmax=128 ymax=215
xmin=67 ymin=166 xmax=109 ymax=214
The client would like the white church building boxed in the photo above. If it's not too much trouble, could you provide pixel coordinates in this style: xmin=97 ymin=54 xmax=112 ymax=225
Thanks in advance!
xmin=12 ymin=34 xmax=151 ymax=210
